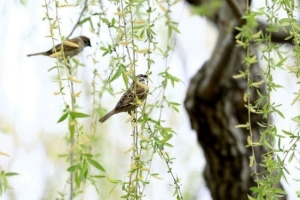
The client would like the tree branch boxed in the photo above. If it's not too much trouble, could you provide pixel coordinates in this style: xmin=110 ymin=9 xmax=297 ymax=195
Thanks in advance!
xmin=198 ymin=35 xmax=235 ymax=101
xmin=225 ymin=0 xmax=243 ymax=19
xmin=67 ymin=0 xmax=88 ymax=39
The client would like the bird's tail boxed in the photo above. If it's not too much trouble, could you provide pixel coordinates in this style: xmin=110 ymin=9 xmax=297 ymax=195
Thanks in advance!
xmin=27 ymin=52 xmax=48 ymax=57
xmin=99 ymin=110 xmax=115 ymax=123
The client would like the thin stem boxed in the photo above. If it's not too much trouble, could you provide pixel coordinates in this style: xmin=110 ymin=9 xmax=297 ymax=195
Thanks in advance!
xmin=44 ymin=0 xmax=67 ymax=106
xmin=67 ymin=0 xmax=88 ymax=39
xmin=244 ymin=0 xmax=259 ymax=183
xmin=157 ymin=147 xmax=183 ymax=199
xmin=54 ymin=1 xmax=77 ymax=198
xmin=120 ymin=0 xmax=133 ymax=64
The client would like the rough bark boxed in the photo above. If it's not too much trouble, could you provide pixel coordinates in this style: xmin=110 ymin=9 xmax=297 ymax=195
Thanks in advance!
xmin=184 ymin=1 xmax=287 ymax=199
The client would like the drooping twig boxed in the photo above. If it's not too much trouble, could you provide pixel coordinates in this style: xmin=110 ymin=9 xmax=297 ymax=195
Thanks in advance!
xmin=258 ymin=20 xmax=293 ymax=44
xmin=67 ymin=0 xmax=88 ymax=39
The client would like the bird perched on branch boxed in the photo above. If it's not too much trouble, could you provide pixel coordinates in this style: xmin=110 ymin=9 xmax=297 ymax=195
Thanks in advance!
xmin=27 ymin=36 xmax=91 ymax=58
xmin=99 ymin=74 xmax=148 ymax=123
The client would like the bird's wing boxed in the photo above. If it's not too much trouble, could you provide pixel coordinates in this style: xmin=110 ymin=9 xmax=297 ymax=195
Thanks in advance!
xmin=46 ymin=38 xmax=81 ymax=54
xmin=115 ymin=90 xmax=135 ymax=110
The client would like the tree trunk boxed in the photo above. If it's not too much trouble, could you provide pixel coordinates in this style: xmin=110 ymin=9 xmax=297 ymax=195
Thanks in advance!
xmin=184 ymin=1 xmax=286 ymax=199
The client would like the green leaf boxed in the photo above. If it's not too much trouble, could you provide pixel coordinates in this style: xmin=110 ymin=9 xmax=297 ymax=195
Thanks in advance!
xmin=107 ymin=177 xmax=122 ymax=183
xmin=83 ymin=153 xmax=93 ymax=158
xmin=74 ymin=171 xmax=81 ymax=187
xmin=100 ymin=45 xmax=111 ymax=56
xmin=122 ymin=72 xmax=129 ymax=89
xmin=79 ymin=17 xmax=91 ymax=25
xmin=69 ymin=117 xmax=75 ymax=139
xmin=57 ymin=153 xmax=69 ymax=157
xmin=293 ymin=22 xmax=300 ymax=32
xmin=288 ymin=152 xmax=294 ymax=163
xmin=133 ymin=25 xmax=145 ymax=29
xmin=166 ymin=133 xmax=173 ymax=141
xmin=57 ymin=112 xmax=69 ymax=123
xmin=279 ymin=18 xmax=290 ymax=27
xmin=87 ymin=158 xmax=106 ymax=172
xmin=164 ymin=143 xmax=173 ymax=147
xmin=67 ymin=165 xmax=79 ymax=172
xmin=171 ymin=25 xmax=180 ymax=34
xmin=172 ymin=106 xmax=179 ymax=112
xmin=5 ymin=172 xmax=18 ymax=176
xmin=274 ymin=170 xmax=282 ymax=185
xmin=282 ymin=130 xmax=293 ymax=136
xmin=109 ymin=65 xmax=126 ymax=83
xmin=92 ymin=175 xmax=106 ymax=179
xmin=276 ymin=57 xmax=287 ymax=67
xmin=101 ymin=18 xmax=109 ymax=25
xmin=47 ymin=66 xmax=57 ymax=72
xmin=272 ymin=107 xmax=285 ymax=119
xmin=69 ymin=111 xmax=90 ymax=119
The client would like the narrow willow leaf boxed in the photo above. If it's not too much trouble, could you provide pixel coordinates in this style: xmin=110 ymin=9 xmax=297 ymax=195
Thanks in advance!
xmin=57 ymin=112 xmax=69 ymax=123
xmin=236 ymin=40 xmax=245 ymax=46
xmin=47 ymin=66 xmax=57 ymax=72
xmin=274 ymin=170 xmax=283 ymax=185
xmin=282 ymin=130 xmax=293 ymax=136
xmin=251 ymin=80 xmax=264 ymax=87
xmin=107 ymin=177 xmax=122 ymax=183
xmin=235 ymin=124 xmax=248 ymax=128
xmin=67 ymin=75 xmax=81 ymax=83
xmin=79 ymin=17 xmax=91 ymax=25
xmin=124 ymin=146 xmax=134 ymax=154
xmin=136 ymin=48 xmax=149 ymax=53
xmin=151 ymin=174 xmax=163 ymax=180
xmin=133 ymin=25 xmax=145 ymax=29
xmin=93 ymin=175 xmax=106 ymax=179
xmin=83 ymin=153 xmax=93 ymax=158
xmin=232 ymin=73 xmax=245 ymax=79
xmin=72 ymin=91 xmax=82 ymax=97
xmin=67 ymin=165 xmax=79 ymax=172
xmin=288 ymin=152 xmax=294 ymax=163
xmin=5 ymin=172 xmax=19 ymax=176
xmin=286 ymin=65 xmax=297 ymax=72
xmin=114 ymin=12 xmax=126 ymax=17
xmin=248 ymin=56 xmax=257 ymax=64
xmin=252 ymin=30 xmax=261 ymax=38
xmin=279 ymin=18 xmax=290 ymax=26
xmin=87 ymin=158 xmax=105 ymax=172
xmin=109 ymin=66 xmax=125 ymax=82
xmin=164 ymin=143 xmax=173 ymax=147
xmin=0 ymin=151 xmax=9 ymax=157
xmin=118 ymin=41 xmax=131 ymax=45
xmin=69 ymin=111 xmax=90 ymax=119
xmin=138 ymin=134 xmax=150 ymax=142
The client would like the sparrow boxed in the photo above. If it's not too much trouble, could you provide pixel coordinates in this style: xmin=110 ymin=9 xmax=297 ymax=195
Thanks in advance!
xmin=99 ymin=74 xmax=148 ymax=123
xmin=27 ymin=36 xmax=91 ymax=58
